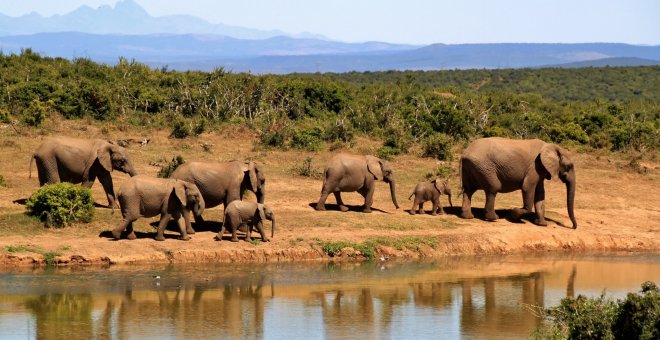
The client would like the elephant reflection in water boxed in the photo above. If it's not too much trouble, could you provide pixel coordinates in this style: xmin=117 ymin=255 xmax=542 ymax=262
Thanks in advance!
xmin=101 ymin=278 xmax=269 ymax=339
xmin=459 ymin=273 xmax=545 ymax=338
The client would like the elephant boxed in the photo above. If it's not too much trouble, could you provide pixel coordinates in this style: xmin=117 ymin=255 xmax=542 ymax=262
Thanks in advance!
xmin=215 ymin=201 xmax=275 ymax=242
xmin=459 ymin=137 xmax=577 ymax=228
xmin=112 ymin=175 xmax=205 ymax=241
xmin=315 ymin=154 xmax=399 ymax=213
xmin=30 ymin=136 xmax=137 ymax=207
xmin=408 ymin=178 xmax=453 ymax=215
xmin=170 ymin=160 xmax=265 ymax=225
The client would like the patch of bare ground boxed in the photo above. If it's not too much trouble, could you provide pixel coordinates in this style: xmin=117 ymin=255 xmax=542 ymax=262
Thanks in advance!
xmin=0 ymin=120 xmax=658 ymax=266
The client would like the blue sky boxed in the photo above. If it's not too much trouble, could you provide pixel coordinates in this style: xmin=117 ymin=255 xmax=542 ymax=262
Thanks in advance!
xmin=1 ymin=0 xmax=658 ymax=45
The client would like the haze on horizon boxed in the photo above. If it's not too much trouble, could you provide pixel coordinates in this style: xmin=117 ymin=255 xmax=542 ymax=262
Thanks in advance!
xmin=0 ymin=0 xmax=658 ymax=46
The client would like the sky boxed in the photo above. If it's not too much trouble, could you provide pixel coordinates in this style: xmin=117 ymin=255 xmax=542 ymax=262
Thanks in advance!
xmin=0 ymin=0 xmax=658 ymax=45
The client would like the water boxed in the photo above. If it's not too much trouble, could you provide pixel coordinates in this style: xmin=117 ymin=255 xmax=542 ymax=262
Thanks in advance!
xmin=0 ymin=253 xmax=658 ymax=339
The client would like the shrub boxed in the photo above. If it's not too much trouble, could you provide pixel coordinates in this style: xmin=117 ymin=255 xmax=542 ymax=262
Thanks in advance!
xmin=291 ymin=157 xmax=322 ymax=178
xmin=290 ymin=127 xmax=323 ymax=151
xmin=170 ymin=118 xmax=191 ymax=139
xmin=421 ymin=133 xmax=454 ymax=160
xmin=0 ymin=174 xmax=6 ymax=187
xmin=26 ymin=183 xmax=94 ymax=228
xmin=22 ymin=98 xmax=49 ymax=127
xmin=260 ymin=127 xmax=287 ymax=148
xmin=536 ymin=281 xmax=660 ymax=340
xmin=376 ymin=145 xmax=400 ymax=161
xmin=158 ymin=155 xmax=185 ymax=178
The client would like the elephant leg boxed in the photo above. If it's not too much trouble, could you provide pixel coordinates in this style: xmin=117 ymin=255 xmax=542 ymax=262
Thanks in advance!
xmin=112 ymin=218 xmax=134 ymax=240
xmin=409 ymin=199 xmax=417 ymax=215
xmin=215 ymin=222 xmax=227 ymax=241
xmin=512 ymin=189 xmax=535 ymax=221
xmin=97 ymin=172 xmax=118 ymax=208
xmin=230 ymin=224 xmax=240 ymax=242
xmin=244 ymin=223 xmax=253 ymax=242
xmin=333 ymin=192 xmax=349 ymax=212
xmin=533 ymin=182 xmax=547 ymax=226
xmin=362 ymin=186 xmax=374 ymax=213
xmin=461 ymin=190 xmax=475 ymax=219
xmin=183 ymin=210 xmax=195 ymax=235
xmin=176 ymin=217 xmax=191 ymax=241
xmin=154 ymin=214 xmax=170 ymax=241
xmin=484 ymin=192 xmax=499 ymax=221
xmin=418 ymin=202 xmax=424 ymax=214
xmin=125 ymin=221 xmax=136 ymax=240
xmin=254 ymin=221 xmax=269 ymax=242
xmin=435 ymin=198 xmax=444 ymax=215
xmin=316 ymin=188 xmax=331 ymax=211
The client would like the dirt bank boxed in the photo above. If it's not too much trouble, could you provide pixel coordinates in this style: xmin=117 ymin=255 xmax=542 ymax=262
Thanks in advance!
xmin=1 ymin=125 xmax=659 ymax=267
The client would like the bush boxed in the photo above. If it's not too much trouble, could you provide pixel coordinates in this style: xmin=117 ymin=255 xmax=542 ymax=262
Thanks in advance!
xmin=22 ymin=98 xmax=49 ymax=127
xmin=291 ymin=157 xmax=322 ymax=178
xmin=158 ymin=155 xmax=185 ymax=178
xmin=26 ymin=183 xmax=94 ymax=228
xmin=421 ymin=133 xmax=454 ymax=160
xmin=536 ymin=281 xmax=660 ymax=340
xmin=376 ymin=145 xmax=400 ymax=161
xmin=0 ymin=174 xmax=6 ymax=187
xmin=260 ymin=127 xmax=287 ymax=148
xmin=170 ymin=118 xmax=191 ymax=139
xmin=289 ymin=127 xmax=323 ymax=151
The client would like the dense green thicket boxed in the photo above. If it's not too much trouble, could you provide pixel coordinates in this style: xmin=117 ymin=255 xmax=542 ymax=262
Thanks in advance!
xmin=26 ymin=182 xmax=94 ymax=227
xmin=1 ymin=50 xmax=658 ymax=155
xmin=535 ymin=282 xmax=659 ymax=339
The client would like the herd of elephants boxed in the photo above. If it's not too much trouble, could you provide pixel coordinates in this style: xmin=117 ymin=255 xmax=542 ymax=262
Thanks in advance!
xmin=29 ymin=135 xmax=578 ymax=243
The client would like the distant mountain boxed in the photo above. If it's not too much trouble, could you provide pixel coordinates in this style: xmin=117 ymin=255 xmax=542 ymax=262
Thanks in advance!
xmin=547 ymin=57 xmax=660 ymax=68
xmin=0 ymin=0 xmax=324 ymax=40
xmin=0 ymin=32 xmax=416 ymax=61
xmin=1 ymin=33 xmax=658 ymax=73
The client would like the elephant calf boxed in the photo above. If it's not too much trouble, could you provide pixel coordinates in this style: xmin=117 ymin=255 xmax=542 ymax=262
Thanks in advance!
xmin=113 ymin=175 xmax=205 ymax=241
xmin=408 ymin=178 xmax=453 ymax=215
xmin=216 ymin=201 xmax=275 ymax=243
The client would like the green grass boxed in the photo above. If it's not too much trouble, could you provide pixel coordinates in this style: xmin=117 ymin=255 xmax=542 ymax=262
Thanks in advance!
xmin=0 ymin=213 xmax=46 ymax=236
xmin=3 ymin=244 xmax=65 ymax=266
xmin=318 ymin=236 xmax=439 ymax=261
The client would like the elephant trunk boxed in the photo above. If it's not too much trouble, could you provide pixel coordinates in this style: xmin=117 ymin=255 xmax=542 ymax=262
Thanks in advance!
xmin=126 ymin=163 xmax=138 ymax=177
xmin=447 ymin=189 xmax=453 ymax=207
xmin=270 ymin=215 xmax=275 ymax=238
xmin=256 ymin=186 xmax=265 ymax=204
xmin=193 ymin=199 xmax=205 ymax=217
xmin=389 ymin=180 xmax=399 ymax=209
xmin=565 ymin=173 xmax=577 ymax=229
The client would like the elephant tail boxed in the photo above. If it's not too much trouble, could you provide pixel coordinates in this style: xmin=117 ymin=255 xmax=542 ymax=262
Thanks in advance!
xmin=408 ymin=192 xmax=414 ymax=200
xmin=457 ymin=157 xmax=464 ymax=198
xmin=29 ymin=155 xmax=35 ymax=179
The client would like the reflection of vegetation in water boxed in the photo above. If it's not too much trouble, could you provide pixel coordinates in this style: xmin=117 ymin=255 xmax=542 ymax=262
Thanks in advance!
xmin=25 ymin=293 xmax=94 ymax=338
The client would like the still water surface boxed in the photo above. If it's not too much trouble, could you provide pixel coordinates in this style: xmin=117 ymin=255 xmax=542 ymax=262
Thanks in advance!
xmin=0 ymin=253 xmax=658 ymax=339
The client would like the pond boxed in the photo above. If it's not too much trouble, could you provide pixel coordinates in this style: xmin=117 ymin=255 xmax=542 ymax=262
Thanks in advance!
xmin=1 ymin=253 xmax=658 ymax=339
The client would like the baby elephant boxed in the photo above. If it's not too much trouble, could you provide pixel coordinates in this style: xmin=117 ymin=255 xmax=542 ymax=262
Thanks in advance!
xmin=113 ymin=175 xmax=205 ymax=241
xmin=409 ymin=178 xmax=453 ymax=215
xmin=216 ymin=201 xmax=275 ymax=242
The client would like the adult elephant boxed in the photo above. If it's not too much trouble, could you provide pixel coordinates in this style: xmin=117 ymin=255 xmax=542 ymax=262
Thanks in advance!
xmin=170 ymin=160 xmax=265 ymax=224
xmin=316 ymin=154 xmax=399 ymax=213
xmin=460 ymin=137 xmax=577 ymax=228
xmin=31 ymin=136 xmax=138 ymax=208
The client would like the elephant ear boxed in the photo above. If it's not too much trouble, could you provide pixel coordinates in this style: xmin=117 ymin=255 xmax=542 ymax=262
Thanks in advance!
xmin=540 ymin=144 xmax=560 ymax=179
xmin=366 ymin=156 xmax=383 ymax=180
xmin=96 ymin=144 xmax=113 ymax=172
xmin=257 ymin=203 xmax=267 ymax=222
xmin=248 ymin=161 xmax=258 ymax=192
xmin=173 ymin=181 xmax=188 ymax=206
xmin=433 ymin=178 xmax=444 ymax=193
